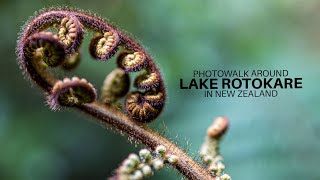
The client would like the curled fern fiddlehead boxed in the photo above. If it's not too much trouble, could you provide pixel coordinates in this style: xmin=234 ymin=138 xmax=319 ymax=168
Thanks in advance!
xmin=17 ymin=7 xmax=166 ymax=123
xmin=200 ymin=117 xmax=231 ymax=179
xmin=16 ymin=7 xmax=217 ymax=180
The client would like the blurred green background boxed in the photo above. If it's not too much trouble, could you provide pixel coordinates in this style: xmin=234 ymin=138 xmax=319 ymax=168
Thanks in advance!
xmin=1 ymin=0 xmax=320 ymax=179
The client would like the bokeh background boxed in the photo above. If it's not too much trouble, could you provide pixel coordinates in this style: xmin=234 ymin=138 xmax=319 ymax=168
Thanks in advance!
xmin=1 ymin=0 xmax=320 ymax=179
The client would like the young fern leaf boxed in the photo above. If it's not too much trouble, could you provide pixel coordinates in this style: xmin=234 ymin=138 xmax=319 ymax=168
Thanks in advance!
xmin=17 ymin=7 xmax=166 ymax=122
xmin=110 ymin=146 xmax=179 ymax=180
xmin=200 ymin=117 xmax=232 ymax=179
xmin=15 ymin=7 xmax=229 ymax=180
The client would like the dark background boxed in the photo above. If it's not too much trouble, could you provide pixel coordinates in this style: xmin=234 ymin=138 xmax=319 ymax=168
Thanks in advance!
xmin=1 ymin=0 xmax=320 ymax=179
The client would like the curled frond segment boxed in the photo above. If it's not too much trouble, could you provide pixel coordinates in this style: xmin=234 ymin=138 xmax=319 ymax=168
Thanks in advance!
xmin=25 ymin=32 xmax=66 ymax=67
xmin=116 ymin=50 xmax=165 ymax=122
xmin=58 ymin=15 xmax=84 ymax=54
xmin=117 ymin=51 xmax=147 ymax=72
xmin=101 ymin=68 xmax=130 ymax=104
xmin=134 ymin=71 xmax=160 ymax=90
xmin=144 ymin=91 xmax=164 ymax=107
xmin=125 ymin=92 xmax=164 ymax=122
xmin=48 ymin=77 xmax=97 ymax=110
xmin=110 ymin=146 xmax=179 ymax=180
xmin=89 ymin=31 xmax=120 ymax=60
